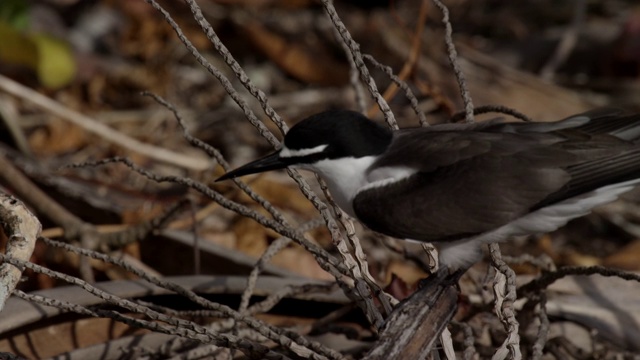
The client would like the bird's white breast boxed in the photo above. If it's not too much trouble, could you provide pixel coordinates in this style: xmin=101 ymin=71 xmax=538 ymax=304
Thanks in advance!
xmin=303 ymin=156 xmax=376 ymax=216
xmin=302 ymin=157 xmax=418 ymax=217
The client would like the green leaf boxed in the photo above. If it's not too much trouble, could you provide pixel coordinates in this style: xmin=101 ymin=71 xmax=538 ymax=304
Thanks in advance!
xmin=30 ymin=33 xmax=76 ymax=89
xmin=0 ymin=21 xmax=76 ymax=89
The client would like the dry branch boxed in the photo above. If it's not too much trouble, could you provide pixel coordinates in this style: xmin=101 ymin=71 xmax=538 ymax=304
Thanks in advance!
xmin=0 ymin=74 xmax=210 ymax=171
xmin=364 ymin=268 xmax=460 ymax=359
xmin=0 ymin=192 xmax=40 ymax=311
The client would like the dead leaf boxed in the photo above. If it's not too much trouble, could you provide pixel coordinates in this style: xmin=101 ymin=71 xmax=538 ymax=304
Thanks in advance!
xmin=562 ymin=250 xmax=602 ymax=267
xmin=384 ymin=273 xmax=413 ymax=300
xmin=234 ymin=176 xmax=317 ymax=216
xmin=537 ymin=234 xmax=559 ymax=262
xmin=0 ymin=317 xmax=146 ymax=358
xmin=29 ymin=118 xmax=88 ymax=155
xmin=385 ymin=259 xmax=428 ymax=286
xmin=271 ymin=246 xmax=334 ymax=280
xmin=603 ymin=239 xmax=640 ymax=270
xmin=0 ymin=21 xmax=75 ymax=89
xmin=232 ymin=216 xmax=270 ymax=258
xmin=242 ymin=21 xmax=349 ymax=86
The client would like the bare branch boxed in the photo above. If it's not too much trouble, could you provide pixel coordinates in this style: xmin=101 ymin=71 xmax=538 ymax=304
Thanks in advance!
xmin=141 ymin=3 xmax=379 ymax=326
xmin=238 ymin=218 xmax=325 ymax=314
xmin=531 ymin=292 xmax=549 ymax=360
xmin=364 ymin=268 xmax=459 ymax=359
xmin=332 ymin=27 xmax=367 ymax=113
xmin=363 ymin=54 xmax=428 ymax=126
xmin=320 ymin=0 xmax=397 ymax=129
xmin=0 ymin=74 xmax=209 ymax=170
xmin=66 ymin=157 xmax=349 ymax=277
xmin=183 ymin=0 xmax=289 ymax=134
xmin=489 ymin=243 xmax=522 ymax=360
xmin=0 ymin=193 xmax=40 ymax=311
xmin=450 ymin=104 xmax=534 ymax=123
xmin=22 ymin=239 xmax=344 ymax=360
xmin=518 ymin=265 xmax=640 ymax=298
xmin=430 ymin=0 xmax=475 ymax=123
xmin=12 ymin=290 xmax=288 ymax=359
xmin=142 ymin=92 xmax=287 ymax=224
xmin=452 ymin=321 xmax=477 ymax=360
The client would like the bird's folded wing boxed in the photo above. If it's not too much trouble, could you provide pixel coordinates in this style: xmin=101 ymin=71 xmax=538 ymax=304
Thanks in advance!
xmin=354 ymin=115 xmax=640 ymax=242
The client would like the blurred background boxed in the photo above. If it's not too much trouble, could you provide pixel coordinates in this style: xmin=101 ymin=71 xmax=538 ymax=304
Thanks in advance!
xmin=1 ymin=0 xmax=640 ymax=358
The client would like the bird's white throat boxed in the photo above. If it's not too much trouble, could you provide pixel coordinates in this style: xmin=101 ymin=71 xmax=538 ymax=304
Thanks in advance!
xmin=298 ymin=156 xmax=377 ymax=216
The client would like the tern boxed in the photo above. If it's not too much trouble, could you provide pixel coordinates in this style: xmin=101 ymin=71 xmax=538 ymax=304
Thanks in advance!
xmin=217 ymin=109 xmax=640 ymax=271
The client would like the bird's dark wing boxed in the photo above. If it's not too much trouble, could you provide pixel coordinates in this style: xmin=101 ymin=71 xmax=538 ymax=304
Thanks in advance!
xmin=353 ymin=113 xmax=640 ymax=243
xmin=485 ymin=108 xmax=640 ymax=141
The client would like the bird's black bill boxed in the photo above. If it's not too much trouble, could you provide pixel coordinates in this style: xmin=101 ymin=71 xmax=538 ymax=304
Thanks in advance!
xmin=216 ymin=151 xmax=287 ymax=182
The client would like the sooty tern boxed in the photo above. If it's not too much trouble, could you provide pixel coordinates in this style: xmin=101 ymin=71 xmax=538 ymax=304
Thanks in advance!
xmin=217 ymin=109 xmax=640 ymax=271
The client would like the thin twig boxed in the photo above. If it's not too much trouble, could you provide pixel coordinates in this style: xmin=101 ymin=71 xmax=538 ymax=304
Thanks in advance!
xmin=100 ymin=198 xmax=189 ymax=249
xmin=66 ymin=156 xmax=349 ymax=278
xmin=238 ymin=218 xmax=326 ymax=314
xmin=143 ymin=1 xmax=371 ymax=320
xmin=503 ymin=253 xmax=555 ymax=272
xmin=452 ymin=321 xmax=477 ymax=360
xmin=518 ymin=265 xmax=640 ymax=298
xmin=489 ymin=243 xmax=522 ymax=360
xmin=246 ymin=283 xmax=338 ymax=316
xmin=37 ymin=238 xmax=343 ymax=360
xmin=450 ymin=104 xmax=534 ymax=123
xmin=331 ymin=26 xmax=367 ymax=113
xmin=143 ymin=0 xmax=281 ymax=146
xmin=183 ymin=0 xmax=289 ymax=134
xmin=0 ymin=74 xmax=209 ymax=171
xmin=364 ymin=54 xmax=428 ymax=126
xmin=12 ymin=290 xmax=288 ymax=360
xmin=141 ymin=92 xmax=287 ymax=225
xmin=531 ymin=293 xmax=549 ymax=360
xmin=320 ymin=0 xmax=397 ymax=128
xmin=316 ymin=175 xmax=387 ymax=328
xmin=430 ymin=0 xmax=474 ymax=123
xmin=368 ymin=0 xmax=429 ymax=127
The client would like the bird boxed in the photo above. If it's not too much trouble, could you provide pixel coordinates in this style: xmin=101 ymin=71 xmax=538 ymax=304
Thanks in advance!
xmin=217 ymin=109 xmax=640 ymax=272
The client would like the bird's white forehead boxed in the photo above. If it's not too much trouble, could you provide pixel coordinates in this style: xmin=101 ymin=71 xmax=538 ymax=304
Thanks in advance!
xmin=280 ymin=144 xmax=328 ymax=158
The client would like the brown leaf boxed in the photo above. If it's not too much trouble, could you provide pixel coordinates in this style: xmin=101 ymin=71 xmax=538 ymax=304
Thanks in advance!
xmin=385 ymin=259 xmax=428 ymax=287
xmin=384 ymin=273 xmax=414 ymax=300
xmin=29 ymin=118 xmax=88 ymax=155
xmin=232 ymin=216 xmax=272 ymax=258
xmin=562 ymin=249 xmax=601 ymax=267
xmin=234 ymin=176 xmax=317 ymax=216
xmin=603 ymin=239 xmax=640 ymax=270
xmin=271 ymin=246 xmax=334 ymax=280
xmin=0 ymin=317 xmax=146 ymax=358
xmin=242 ymin=22 xmax=349 ymax=86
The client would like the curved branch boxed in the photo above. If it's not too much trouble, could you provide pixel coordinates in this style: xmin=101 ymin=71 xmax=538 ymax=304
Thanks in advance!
xmin=0 ymin=192 xmax=41 ymax=311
